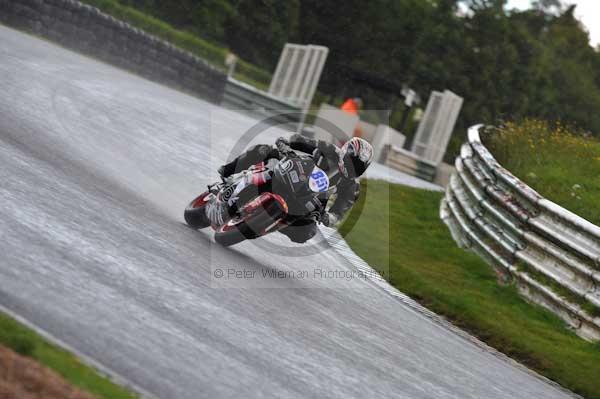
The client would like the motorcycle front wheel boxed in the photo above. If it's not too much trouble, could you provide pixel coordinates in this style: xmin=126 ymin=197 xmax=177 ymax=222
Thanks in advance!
xmin=184 ymin=192 xmax=212 ymax=229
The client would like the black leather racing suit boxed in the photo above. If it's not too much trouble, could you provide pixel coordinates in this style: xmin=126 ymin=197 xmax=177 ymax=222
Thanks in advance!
xmin=219 ymin=134 xmax=360 ymax=243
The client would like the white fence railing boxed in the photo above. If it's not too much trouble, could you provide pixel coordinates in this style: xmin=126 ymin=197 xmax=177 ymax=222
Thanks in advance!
xmin=440 ymin=125 xmax=600 ymax=342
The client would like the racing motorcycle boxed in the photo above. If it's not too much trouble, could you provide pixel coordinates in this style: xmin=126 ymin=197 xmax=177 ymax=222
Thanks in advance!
xmin=184 ymin=146 xmax=331 ymax=246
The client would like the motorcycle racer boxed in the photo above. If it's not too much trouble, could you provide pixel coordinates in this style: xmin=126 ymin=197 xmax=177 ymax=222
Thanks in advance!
xmin=217 ymin=134 xmax=373 ymax=243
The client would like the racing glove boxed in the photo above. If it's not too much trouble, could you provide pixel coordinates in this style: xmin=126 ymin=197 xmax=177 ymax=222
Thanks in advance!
xmin=322 ymin=212 xmax=340 ymax=227
xmin=275 ymin=137 xmax=292 ymax=153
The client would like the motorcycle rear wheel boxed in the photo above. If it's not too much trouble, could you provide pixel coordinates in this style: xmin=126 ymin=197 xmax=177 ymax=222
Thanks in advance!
xmin=214 ymin=200 xmax=283 ymax=247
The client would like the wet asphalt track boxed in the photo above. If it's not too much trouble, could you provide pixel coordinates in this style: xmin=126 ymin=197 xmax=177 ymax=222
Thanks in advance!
xmin=0 ymin=25 xmax=576 ymax=399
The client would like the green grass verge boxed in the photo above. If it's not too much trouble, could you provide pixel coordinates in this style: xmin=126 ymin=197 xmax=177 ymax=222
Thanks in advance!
xmin=487 ymin=120 xmax=600 ymax=225
xmin=79 ymin=0 xmax=272 ymax=88
xmin=339 ymin=180 xmax=600 ymax=399
xmin=0 ymin=311 xmax=137 ymax=399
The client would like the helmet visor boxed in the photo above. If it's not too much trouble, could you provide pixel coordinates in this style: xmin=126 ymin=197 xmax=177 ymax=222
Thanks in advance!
xmin=343 ymin=152 xmax=368 ymax=178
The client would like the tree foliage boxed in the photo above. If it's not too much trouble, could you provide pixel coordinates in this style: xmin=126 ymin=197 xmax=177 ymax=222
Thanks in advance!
xmin=117 ymin=0 xmax=600 ymax=140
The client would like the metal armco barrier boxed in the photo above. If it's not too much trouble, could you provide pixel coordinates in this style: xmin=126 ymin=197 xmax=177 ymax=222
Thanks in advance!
xmin=385 ymin=147 xmax=438 ymax=182
xmin=221 ymin=78 xmax=302 ymax=127
xmin=440 ymin=124 xmax=600 ymax=341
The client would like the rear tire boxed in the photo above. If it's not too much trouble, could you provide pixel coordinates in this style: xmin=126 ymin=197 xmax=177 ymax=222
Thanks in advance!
xmin=214 ymin=200 xmax=284 ymax=247
xmin=184 ymin=192 xmax=211 ymax=229
xmin=214 ymin=218 xmax=249 ymax=247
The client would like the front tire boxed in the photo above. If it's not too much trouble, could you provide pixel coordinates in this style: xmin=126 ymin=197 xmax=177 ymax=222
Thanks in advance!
xmin=184 ymin=192 xmax=212 ymax=229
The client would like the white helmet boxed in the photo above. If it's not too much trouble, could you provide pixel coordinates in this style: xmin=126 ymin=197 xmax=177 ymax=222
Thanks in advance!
xmin=339 ymin=137 xmax=373 ymax=178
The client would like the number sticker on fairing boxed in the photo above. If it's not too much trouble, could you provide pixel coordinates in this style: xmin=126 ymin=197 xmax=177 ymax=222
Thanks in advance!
xmin=309 ymin=168 xmax=329 ymax=193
